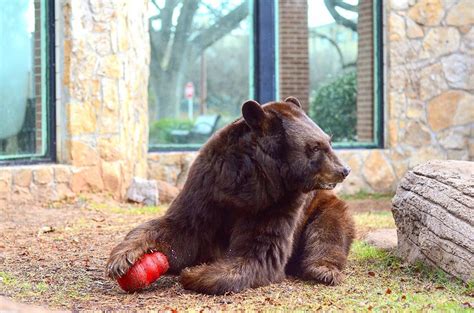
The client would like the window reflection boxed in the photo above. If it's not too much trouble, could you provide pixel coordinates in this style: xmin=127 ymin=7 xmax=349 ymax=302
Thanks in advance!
xmin=148 ymin=0 xmax=253 ymax=147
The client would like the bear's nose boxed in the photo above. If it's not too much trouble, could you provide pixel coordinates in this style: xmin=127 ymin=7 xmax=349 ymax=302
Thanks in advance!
xmin=342 ymin=167 xmax=351 ymax=178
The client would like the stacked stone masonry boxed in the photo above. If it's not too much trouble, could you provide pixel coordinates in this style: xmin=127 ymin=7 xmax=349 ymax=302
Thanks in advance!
xmin=0 ymin=165 xmax=75 ymax=207
xmin=381 ymin=0 xmax=474 ymax=192
xmin=147 ymin=0 xmax=473 ymax=195
xmin=1 ymin=0 xmax=473 ymax=205
xmin=59 ymin=0 xmax=150 ymax=198
xmin=1 ymin=0 xmax=150 ymax=206
xmin=148 ymin=0 xmax=474 ymax=193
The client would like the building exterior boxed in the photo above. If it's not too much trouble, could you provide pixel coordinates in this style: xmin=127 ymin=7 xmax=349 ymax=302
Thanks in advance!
xmin=0 ymin=0 xmax=472 ymax=206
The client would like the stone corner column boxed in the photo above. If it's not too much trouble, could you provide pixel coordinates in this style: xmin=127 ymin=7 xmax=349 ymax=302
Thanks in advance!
xmin=58 ymin=0 xmax=150 ymax=199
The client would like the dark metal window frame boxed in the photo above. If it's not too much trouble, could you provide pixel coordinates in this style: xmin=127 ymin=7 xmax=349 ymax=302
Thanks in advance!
xmin=332 ymin=0 xmax=384 ymax=150
xmin=149 ymin=0 xmax=383 ymax=152
xmin=0 ymin=0 xmax=56 ymax=165
xmin=254 ymin=0 xmax=277 ymax=104
xmin=149 ymin=0 xmax=277 ymax=152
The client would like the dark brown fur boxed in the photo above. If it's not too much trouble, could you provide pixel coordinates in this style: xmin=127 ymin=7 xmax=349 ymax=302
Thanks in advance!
xmin=106 ymin=97 xmax=355 ymax=295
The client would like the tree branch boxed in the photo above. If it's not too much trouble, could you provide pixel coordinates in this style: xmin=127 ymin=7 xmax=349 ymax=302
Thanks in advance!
xmin=150 ymin=14 xmax=161 ymax=21
xmin=324 ymin=0 xmax=357 ymax=32
xmin=151 ymin=0 xmax=161 ymax=11
xmin=309 ymin=30 xmax=345 ymax=67
xmin=150 ymin=0 xmax=180 ymax=67
xmin=190 ymin=1 xmax=249 ymax=53
xmin=201 ymin=2 xmax=224 ymax=19
xmin=334 ymin=0 xmax=358 ymax=12
xmin=168 ymin=0 xmax=200 ymax=69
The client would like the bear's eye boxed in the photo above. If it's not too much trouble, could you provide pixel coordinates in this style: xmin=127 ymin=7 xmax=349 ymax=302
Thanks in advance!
xmin=305 ymin=144 xmax=320 ymax=157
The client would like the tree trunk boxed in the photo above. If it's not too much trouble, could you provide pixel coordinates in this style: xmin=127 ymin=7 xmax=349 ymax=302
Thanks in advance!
xmin=148 ymin=1 xmax=249 ymax=120
xmin=392 ymin=160 xmax=474 ymax=283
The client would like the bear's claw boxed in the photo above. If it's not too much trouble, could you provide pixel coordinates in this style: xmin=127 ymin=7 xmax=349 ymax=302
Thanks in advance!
xmin=305 ymin=265 xmax=344 ymax=285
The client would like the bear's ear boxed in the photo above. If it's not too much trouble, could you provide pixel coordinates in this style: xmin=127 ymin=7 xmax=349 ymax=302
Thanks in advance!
xmin=242 ymin=100 xmax=266 ymax=131
xmin=285 ymin=96 xmax=302 ymax=108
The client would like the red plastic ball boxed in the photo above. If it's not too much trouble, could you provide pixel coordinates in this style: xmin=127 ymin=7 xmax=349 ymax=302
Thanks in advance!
xmin=117 ymin=252 xmax=169 ymax=292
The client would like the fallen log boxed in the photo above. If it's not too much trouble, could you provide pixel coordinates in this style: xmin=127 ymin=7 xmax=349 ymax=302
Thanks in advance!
xmin=392 ymin=160 xmax=473 ymax=282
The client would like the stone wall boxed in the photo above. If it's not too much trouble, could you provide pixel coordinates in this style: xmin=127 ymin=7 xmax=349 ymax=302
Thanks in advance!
xmin=0 ymin=0 xmax=150 ymax=206
xmin=0 ymin=165 xmax=74 ymax=206
xmin=60 ymin=0 xmax=150 ymax=198
xmin=148 ymin=152 xmax=198 ymax=189
xmin=329 ymin=0 xmax=474 ymax=194
xmin=1 ymin=0 xmax=473 ymax=206
xmin=147 ymin=0 xmax=473 ymax=195
xmin=338 ymin=0 xmax=473 ymax=194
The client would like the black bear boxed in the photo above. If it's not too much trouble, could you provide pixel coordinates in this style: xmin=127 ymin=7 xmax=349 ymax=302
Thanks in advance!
xmin=107 ymin=97 xmax=355 ymax=294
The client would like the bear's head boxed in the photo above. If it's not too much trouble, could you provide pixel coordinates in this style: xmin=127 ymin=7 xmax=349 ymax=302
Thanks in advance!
xmin=241 ymin=97 xmax=350 ymax=193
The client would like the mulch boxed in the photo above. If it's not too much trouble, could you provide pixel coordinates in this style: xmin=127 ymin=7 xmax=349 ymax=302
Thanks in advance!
xmin=0 ymin=195 xmax=392 ymax=311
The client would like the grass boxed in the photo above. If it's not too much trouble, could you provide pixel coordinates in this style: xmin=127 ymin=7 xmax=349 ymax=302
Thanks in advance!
xmin=354 ymin=211 xmax=396 ymax=229
xmin=1 ymin=196 xmax=472 ymax=311
xmin=2 ymin=242 xmax=471 ymax=311
xmin=0 ymin=271 xmax=92 ymax=306
xmin=87 ymin=200 xmax=167 ymax=216
xmin=0 ymin=272 xmax=49 ymax=298
xmin=341 ymin=190 xmax=394 ymax=201
xmin=343 ymin=241 xmax=473 ymax=311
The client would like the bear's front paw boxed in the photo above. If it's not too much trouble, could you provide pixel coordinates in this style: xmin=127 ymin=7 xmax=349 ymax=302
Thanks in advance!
xmin=305 ymin=265 xmax=345 ymax=286
xmin=106 ymin=244 xmax=145 ymax=279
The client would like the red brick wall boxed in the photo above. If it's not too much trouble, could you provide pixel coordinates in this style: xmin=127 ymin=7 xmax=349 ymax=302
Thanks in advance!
xmin=34 ymin=0 xmax=42 ymax=153
xmin=278 ymin=0 xmax=309 ymax=111
xmin=356 ymin=0 xmax=374 ymax=142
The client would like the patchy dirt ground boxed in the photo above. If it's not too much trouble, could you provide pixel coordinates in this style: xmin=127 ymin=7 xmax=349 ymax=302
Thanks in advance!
xmin=0 ymin=195 xmax=472 ymax=311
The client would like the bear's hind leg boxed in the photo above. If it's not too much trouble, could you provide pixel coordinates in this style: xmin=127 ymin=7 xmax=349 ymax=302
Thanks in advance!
xmin=179 ymin=207 xmax=300 ymax=295
xmin=294 ymin=192 xmax=355 ymax=285
xmin=179 ymin=257 xmax=276 ymax=295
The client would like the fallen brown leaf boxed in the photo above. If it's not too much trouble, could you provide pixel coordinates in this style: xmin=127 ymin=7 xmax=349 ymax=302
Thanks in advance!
xmin=38 ymin=226 xmax=55 ymax=235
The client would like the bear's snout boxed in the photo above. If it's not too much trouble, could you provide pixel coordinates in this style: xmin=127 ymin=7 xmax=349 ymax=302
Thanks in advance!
xmin=341 ymin=166 xmax=351 ymax=178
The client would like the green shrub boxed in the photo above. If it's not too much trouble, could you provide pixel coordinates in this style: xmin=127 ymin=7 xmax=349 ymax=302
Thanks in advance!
xmin=309 ymin=71 xmax=357 ymax=142
xmin=149 ymin=118 xmax=193 ymax=144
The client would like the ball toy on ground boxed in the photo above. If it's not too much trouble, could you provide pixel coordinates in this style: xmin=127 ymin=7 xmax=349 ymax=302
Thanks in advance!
xmin=116 ymin=252 xmax=169 ymax=292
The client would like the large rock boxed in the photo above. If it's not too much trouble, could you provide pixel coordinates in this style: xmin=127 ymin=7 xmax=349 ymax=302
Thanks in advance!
xmin=362 ymin=150 xmax=397 ymax=192
xmin=446 ymin=0 xmax=474 ymax=26
xmin=156 ymin=180 xmax=180 ymax=204
xmin=126 ymin=177 xmax=158 ymax=206
xmin=392 ymin=160 xmax=474 ymax=282
xmin=364 ymin=229 xmax=398 ymax=250
xmin=407 ymin=0 xmax=444 ymax=26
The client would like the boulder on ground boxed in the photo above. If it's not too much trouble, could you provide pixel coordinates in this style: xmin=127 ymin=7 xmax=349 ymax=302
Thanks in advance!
xmin=156 ymin=180 xmax=180 ymax=204
xmin=392 ymin=160 xmax=473 ymax=282
xmin=364 ymin=228 xmax=398 ymax=250
xmin=126 ymin=177 xmax=158 ymax=206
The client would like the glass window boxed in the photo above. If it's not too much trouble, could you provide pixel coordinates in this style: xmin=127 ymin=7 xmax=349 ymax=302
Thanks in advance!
xmin=308 ymin=0 xmax=382 ymax=146
xmin=0 ymin=0 xmax=54 ymax=161
xmin=148 ymin=0 xmax=254 ymax=150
